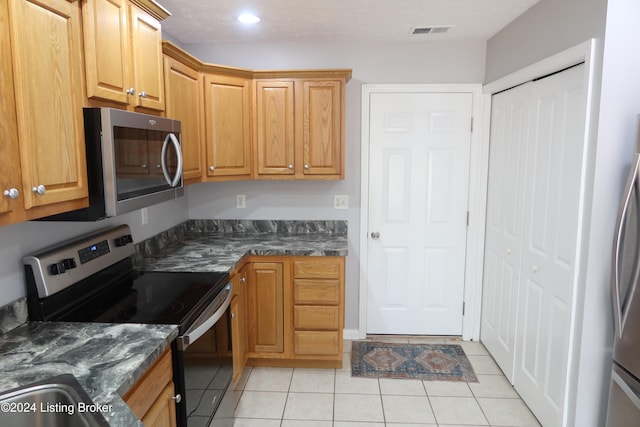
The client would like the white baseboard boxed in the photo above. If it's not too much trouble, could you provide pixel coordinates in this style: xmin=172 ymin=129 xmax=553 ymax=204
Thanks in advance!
xmin=343 ymin=329 xmax=362 ymax=340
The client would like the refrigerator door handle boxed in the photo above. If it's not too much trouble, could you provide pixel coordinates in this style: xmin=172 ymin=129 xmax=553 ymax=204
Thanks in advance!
xmin=613 ymin=153 xmax=640 ymax=338
xmin=612 ymin=369 xmax=640 ymax=411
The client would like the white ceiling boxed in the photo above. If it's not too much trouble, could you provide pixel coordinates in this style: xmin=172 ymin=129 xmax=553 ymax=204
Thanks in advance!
xmin=158 ymin=0 xmax=539 ymax=45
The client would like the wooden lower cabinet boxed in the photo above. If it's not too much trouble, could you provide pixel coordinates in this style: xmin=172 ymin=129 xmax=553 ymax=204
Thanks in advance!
xmin=246 ymin=261 xmax=286 ymax=356
xmin=124 ymin=348 xmax=177 ymax=427
xmin=241 ymin=256 xmax=344 ymax=371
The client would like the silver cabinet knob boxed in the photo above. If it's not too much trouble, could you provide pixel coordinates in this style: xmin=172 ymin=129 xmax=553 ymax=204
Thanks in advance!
xmin=371 ymin=231 xmax=380 ymax=240
xmin=171 ymin=394 xmax=182 ymax=404
xmin=126 ymin=87 xmax=135 ymax=95
xmin=3 ymin=188 xmax=19 ymax=199
xmin=240 ymin=277 xmax=246 ymax=283
xmin=230 ymin=312 xmax=236 ymax=319
xmin=506 ymin=248 xmax=512 ymax=255
xmin=32 ymin=185 xmax=46 ymax=195
xmin=139 ymin=91 xmax=147 ymax=98
xmin=156 ymin=164 xmax=162 ymax=169
xmin=304 ymin=164 xmax=310 ymax=170
xmin=209 ymin=165 xmax=215 ymax=171
xmin=141 ymin=164 xmax=148 ymax=169
xmin=288 ymin=164 xmax=294 ymax=170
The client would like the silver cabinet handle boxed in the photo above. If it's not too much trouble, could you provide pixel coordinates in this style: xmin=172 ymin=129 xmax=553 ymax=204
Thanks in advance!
xmin=371 ymin=231 xmax=380 ymax=240
xmin=304 ymin=164 xmax=310 ymax=170
xmin=139 ymin=91 xmax=147 ymax=98
xmin=171 ymin=394 xmax=182 ymax=404
xmin=126 ymin=87 xmax=135 ymax=95
xmin=288 ymin=164 xmax=294 ymax=170
xmin=141 ymin=164 xmax=148 ymax=169
xmin=240 ymin=277 xmax=246 ymax=283
xmin=3 ymin=188 xmax=19 ymax=199
xmin=156 ymin=164 xmax=161 ymax=169
xmin=209 ymin=165 xmax=215 ymax=171
xmin=32 ymin=185 xmax=46 ymax=195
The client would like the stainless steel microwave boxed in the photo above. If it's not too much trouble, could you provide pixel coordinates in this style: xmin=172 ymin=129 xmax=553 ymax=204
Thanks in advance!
xmin=44 ymin=108 xmax=183 ymax=221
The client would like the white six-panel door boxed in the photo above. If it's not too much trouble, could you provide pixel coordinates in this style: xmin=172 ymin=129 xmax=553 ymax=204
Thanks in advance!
xmin=367 ymin=92 xmax=472 ymax=335
xmin=481 ymin=81 xmax=532 ymax=380
xmin=481 ymin=64 xmax=587 ymax=427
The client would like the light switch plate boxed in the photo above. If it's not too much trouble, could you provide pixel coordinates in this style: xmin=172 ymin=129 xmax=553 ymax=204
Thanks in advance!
xmin=334 ymin=195 xmax=349 ymax=209
xmin=236 ymin=194 xmax=246 ymax=209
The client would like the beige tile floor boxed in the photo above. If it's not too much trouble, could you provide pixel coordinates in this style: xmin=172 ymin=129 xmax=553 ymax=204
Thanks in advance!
xmin=212 ymin=337 xmax=541 ymax=427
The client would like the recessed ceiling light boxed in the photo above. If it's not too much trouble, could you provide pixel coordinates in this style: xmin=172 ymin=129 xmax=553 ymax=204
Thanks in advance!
xmin=238 ymin=13 xmax=260 ymax=24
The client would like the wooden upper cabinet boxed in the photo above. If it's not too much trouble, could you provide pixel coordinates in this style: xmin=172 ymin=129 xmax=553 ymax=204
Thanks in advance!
xmin=163 ymin=53 xmax=204 ymax=183
xmin=130 ymin=2 xmax=164 ymax=111
xmin=0 ymin=0 xmax=21 ymax=222
xmin=255 ymin=80 xmax=295 ymax=176
xmin=302 ymin=80 xmax=343 ymax=177
xmin=203 ymin=73 xmax=252 ymax=179
xmin=82 ymin=0 xmax=130 ymax=104
xmin=253 ymin=74 xmax=348 ymax=180
xmin=82 ymin=0 xmax=167 ymax=111
xmin=1 ymin=0 xmax=88 ymax=224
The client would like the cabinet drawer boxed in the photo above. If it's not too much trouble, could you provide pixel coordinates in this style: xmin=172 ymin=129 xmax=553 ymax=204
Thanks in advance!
xmin=294 ymin=279 xmax=340 ymax=304
xmin=293 ymin=259 xmax=341 ymax=279
xmin=294 ymin=306 xmax=339 ymax=330
xmin=294 ymin=331 xmax=340 ymax=355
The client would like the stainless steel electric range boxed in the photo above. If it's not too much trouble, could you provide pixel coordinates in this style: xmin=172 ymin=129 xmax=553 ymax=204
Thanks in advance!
xmin=23 ymin=225 xmax=232 ymax=427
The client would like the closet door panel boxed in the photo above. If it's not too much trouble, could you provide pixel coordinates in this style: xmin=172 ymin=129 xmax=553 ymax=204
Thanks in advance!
xmin=515 ymin=64 xmax=587 ymax=427
xmin=481 ymin=82 xmax=531 ymax=381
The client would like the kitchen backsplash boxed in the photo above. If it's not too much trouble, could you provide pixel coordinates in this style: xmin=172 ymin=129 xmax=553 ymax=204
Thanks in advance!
xmin=134 ymin=219 xmax=348 ymax=261
xmin=0 ymin=297 xmax=27 ymax=335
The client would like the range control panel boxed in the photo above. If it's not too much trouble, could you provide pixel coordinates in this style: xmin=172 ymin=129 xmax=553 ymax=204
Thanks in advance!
xmin=24 ymin=225 xmax=135 ymax=298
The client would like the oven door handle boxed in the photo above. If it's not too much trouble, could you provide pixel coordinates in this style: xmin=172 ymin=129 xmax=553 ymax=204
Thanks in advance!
xmin=177 ymin=283 xmax=232 ymax=351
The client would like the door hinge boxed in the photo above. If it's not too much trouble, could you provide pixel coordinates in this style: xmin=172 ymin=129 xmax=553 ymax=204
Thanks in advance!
xmin=462 ymin=302 xmax=466 ymax=316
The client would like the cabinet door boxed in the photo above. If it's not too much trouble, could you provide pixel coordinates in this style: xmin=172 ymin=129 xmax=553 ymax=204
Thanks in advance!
xmin=140 ymin=381 xmax=177 ymax=427
xmin=231 ymin=266 xmax=248 ymax=383
xmin=130 ymin=3 xmax=164 ymax=111
xmin=255 ymin=80 xmax=295 ymax=176
xmin=82 ymin=0 xmax=131 ymax=104
xmin=302 ymin=80 xmax=343 ymax=177
xmin=164 ymin=56 xmax=204 ymax=183
xmin=204 ymin=74 xmax=252 ymax=178
xmin=247 ymin=262 xmax=284 ymax=354
xmin=9 ymin=0 xmax=88 ymax=210
xmin=0 ymin=0 xmax=21 ymax=221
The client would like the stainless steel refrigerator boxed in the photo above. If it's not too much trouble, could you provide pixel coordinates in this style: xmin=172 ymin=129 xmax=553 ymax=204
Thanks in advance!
xmin=607 ymin=142 xmax=640 ymax=426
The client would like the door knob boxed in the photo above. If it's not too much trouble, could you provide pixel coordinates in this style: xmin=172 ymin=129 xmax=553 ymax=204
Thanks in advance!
xmin=3 ymin=188 xmax=19 ymax=199
xmin=371 ymin=231 xmax=380 ymax=240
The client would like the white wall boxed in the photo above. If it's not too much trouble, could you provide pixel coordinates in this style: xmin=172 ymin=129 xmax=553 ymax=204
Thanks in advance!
xmin=485 ymin=0 xmax=607 ymax=82
xmin=184 ymin=41 xmax=487 ymax=329
xmin=0 ymin=198 xmax=189 ymax=307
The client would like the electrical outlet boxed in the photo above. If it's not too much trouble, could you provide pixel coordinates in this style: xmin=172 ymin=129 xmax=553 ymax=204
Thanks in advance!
xmin=334 ymin=195 xmax=349 ymax=209
xmin=236 ymin=194 xmax=246 ymax=209
xmin=141 ymin=207 xmax=148 ymax=224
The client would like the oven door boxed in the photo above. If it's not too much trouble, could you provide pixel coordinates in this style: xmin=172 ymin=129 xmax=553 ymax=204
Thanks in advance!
xmin=173 ymin=283 xmax=234 ymax=427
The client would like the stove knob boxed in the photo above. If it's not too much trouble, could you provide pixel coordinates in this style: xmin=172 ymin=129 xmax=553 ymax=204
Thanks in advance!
xmin=49 ymin=262 xmax=66 ymax=275
xmin=115 ymin=234 xmax=134 ymax=247
xmin=62 ymin=258 xmax=77 ymax=270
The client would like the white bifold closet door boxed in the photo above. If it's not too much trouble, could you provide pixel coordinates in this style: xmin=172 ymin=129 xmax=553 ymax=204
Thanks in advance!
xmin=481 ymin=63 xmax=588 ymax=427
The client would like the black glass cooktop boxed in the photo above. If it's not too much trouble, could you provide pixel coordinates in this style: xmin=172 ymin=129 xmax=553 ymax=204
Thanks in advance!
xmin=59 ymin=270 xmax=228 ymax=330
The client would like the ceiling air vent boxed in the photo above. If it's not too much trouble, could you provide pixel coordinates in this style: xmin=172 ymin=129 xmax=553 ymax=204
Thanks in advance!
xmin=411 ymin=26 xmax=451 ymax=35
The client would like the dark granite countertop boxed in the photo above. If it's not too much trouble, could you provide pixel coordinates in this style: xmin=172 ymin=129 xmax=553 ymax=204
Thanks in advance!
xmin=0 ymin=321 xmax=178 ymax=426
xmin=135 ymin=219 xmax=349 ymax=273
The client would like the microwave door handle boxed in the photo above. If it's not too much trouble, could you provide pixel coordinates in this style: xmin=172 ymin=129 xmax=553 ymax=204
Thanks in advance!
xmin=613 ymin=153 xmax=640 ymax=338
xmin=161 ymin=133 xmax=183 ymax=187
